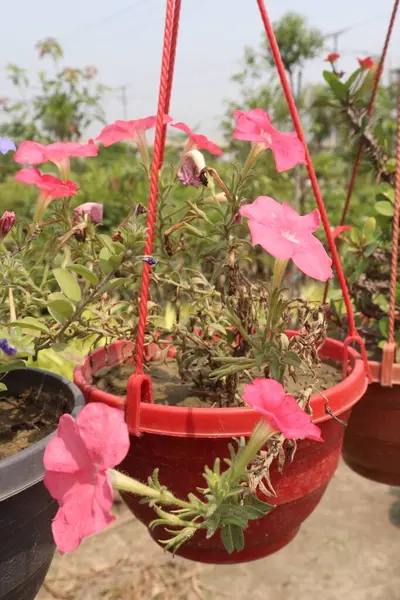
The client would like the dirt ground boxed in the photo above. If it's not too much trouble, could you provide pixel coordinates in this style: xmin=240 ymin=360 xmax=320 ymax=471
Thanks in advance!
xmin=37 ymin=460 xmax=400 ymax=600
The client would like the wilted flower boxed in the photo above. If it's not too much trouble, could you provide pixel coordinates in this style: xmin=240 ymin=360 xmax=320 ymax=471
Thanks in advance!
xmin=177 ymin=149 xmax=206 ymax=187
xmin=74 ymin=202 xmax=103 ymax=224
xmin=0 ymin=137 xmax=16 ymax=155
xmin=139 ymin=255 xmax=157 ymax=266
xmin=0 ymin=211 xmax=15 ymax=239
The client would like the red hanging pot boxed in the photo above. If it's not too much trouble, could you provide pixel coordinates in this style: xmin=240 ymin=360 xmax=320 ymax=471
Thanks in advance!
xmin=342 ymin=360 xmax=400 ymax=485
xmin=74 ymin=336 xmax=367 ymax=564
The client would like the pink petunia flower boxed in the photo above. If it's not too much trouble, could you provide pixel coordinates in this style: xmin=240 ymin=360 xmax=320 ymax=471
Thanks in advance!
xmin=14 ymin=140 xmax=98 ymax=165
xmin=14 ymin=167 xmax=77 ymax=221
xmin=232 ymin=108 xmax=306 ymax=172
xmin=171 ymin=122 xmax=224 ymax=156
xmin=96 ymin=116 xmax=172 ymax=146
xmin=243 ymin=378 xmax=323 ymax=441
xmin=324 ymin=53 xmax=340 ymax=63
xmin=240 ymin=196 xmax=333 ymax=282
xmin=14 ymin=140 xmax=98 ymax=180
xmin=357 ymin=57 xmax=374 ymax=70
xmin=96 ymin=115 xmax=172 ymax=167
xmin=74 ymin=202 xmax=103 ymax=224
xmin=0 ymin=211 xmax=15 ymax=239
xmin=43 ymin=402 xmax=130 ymax=553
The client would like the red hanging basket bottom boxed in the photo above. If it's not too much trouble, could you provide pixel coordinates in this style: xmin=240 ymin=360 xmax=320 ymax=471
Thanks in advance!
xmin=74 ymin=337 xmax=367 ymax=564
xmin=119 ymin=413 xmax=349 ymax=564
xmin=342 ymin=362 xmax=400 ymax=486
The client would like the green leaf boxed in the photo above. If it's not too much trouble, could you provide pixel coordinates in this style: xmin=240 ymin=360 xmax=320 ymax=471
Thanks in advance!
xmin=99 ymin=278 xmax=129 ymax=293
xmin=99 ymin=247 xmax=114 ymax=274
xmin=344 ymin=68 xmax=362 ymax=91
xmin=220 ymin=525 xmax=234 ymax=554
xmin=9 ymin=317 xmax=49 ymax=334
xmin=0 ymin=360 xmax=26 ymax=373
xmin=375 ymin=201 xmax=394 ymax=217
xmin=378 ymin=317 xmax=389 ymax=338
xmin=350 ymin=227 xmax=360 ymax=244
xmin=0 ymin=382 xmax=7 ymax=391
xmin=98 ymin=234 xmax=115 ymax=252
xmin=362 ymin=217 xmax=376 ymax=242
xmin=67 ymin=264 xmax=99 ymax=286
xmin=53 ymin=268 xmax=82 ymax=303
xmin=48 ymin=297 xmax=75 ymax=324
xmin=231 ymin=524 xmax=245 ymax=552
xmin=323 ymin=70 xmax=346 ymax=101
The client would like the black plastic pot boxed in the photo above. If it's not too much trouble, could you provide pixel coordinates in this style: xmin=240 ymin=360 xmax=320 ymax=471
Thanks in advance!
xmin=0 ymin=368 xmax=84 ymax=600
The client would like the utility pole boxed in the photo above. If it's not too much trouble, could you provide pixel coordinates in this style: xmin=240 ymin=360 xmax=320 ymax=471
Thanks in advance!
xmin=323 ymin=27 xmax=351 ymax=53
xmin=117 ymin=85 xmax=128 ymax=120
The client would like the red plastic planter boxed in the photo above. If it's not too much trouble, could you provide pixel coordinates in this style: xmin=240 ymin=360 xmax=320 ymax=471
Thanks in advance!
xmin=342 ymin=360 xmax=400 ymax=486
xmin=74 ymin=337 xmax=367 ymax=564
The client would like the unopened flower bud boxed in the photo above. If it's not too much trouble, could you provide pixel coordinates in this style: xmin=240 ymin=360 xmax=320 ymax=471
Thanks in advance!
xmin=74 ymin=202 xmax=103 ymax=224
xmin=0 ymin=211 xmax=15 ymax=239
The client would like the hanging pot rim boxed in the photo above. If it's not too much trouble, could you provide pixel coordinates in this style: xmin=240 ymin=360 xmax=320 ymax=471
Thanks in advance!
xmin=74 ymin=333 xmax=368 ymax=438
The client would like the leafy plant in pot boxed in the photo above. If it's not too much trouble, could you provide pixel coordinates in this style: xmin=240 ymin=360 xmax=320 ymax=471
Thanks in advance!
xmin=5 ymin=80 xmax=367 ymax=565
xmin=57 ymin=106 xmax=366 ymax=563
xmin=322 ymin=52 xmax=400 ymax=485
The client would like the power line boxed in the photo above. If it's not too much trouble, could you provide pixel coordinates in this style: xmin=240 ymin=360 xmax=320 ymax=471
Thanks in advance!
xmin=60 ymin=0 xmax=157 ymax=41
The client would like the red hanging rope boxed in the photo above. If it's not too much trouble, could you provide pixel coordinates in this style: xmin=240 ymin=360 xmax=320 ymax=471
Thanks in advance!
xmin=135 ymin=0 xmax=181 ymax=374
xmin=388 ymin=83 xmax=400 ymax=346
xmin=256 ymin=0 xmax=371 ymax=380
xmin=341 ymin=0 xmax=399 ymax=227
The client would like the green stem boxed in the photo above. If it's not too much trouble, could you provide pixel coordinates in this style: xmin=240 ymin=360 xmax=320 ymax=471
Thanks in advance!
xmin=228 ymin=421 xmax=275 ymax=484
xmin=272 ymin=259 xmax=288 ymax=291
xmin=240 ymin=143 xmax=266 ymax=182
xmin=109 ymin=469 xmax=198 ymax=511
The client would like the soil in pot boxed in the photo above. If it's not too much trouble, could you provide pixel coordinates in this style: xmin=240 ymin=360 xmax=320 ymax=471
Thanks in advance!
xmin=0 ymin=388 xmax=68 ymax=460
xmin=93 ymin=357 xmax=342 ymax=408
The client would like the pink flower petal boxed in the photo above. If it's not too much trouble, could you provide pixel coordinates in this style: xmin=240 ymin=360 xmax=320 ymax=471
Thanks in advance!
xmin=76 ymin=403 xmax=130 ymax=469
xmin=43 ymin=413 xmax=91 ymax=473
xmin=14 ymin=167 xmax=42 ymax=185
xmin=14 ymin=142 xmax=46 ymax=165
xmin=282 ymin=203 xmax=320 ymax=234
xmin=51 ymin=473 xmax=115 ymax=553
xmin=171 ymin=122 xmax=224 ymax=155
xmin=292 ymin=234 xmax=333 ymax=282
xmin=269 ymin=130 xmax=306 ymax=173
xmin=247 ymin=220 xmax=295 ymax=259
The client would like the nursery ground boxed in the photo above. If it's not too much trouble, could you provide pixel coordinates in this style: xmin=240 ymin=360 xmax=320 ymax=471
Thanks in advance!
xmin=37 ymin=459 xmax=400 ymax=600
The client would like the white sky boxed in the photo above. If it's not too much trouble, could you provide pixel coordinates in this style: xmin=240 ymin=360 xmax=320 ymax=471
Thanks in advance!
xmin=1 ymin=0 xmax=399 ymax=140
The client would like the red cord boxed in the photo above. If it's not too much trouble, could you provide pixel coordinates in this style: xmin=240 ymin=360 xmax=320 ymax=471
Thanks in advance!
xmin=135 ymin=0 xmax=181 ymax=374
xmin=340 ymin=0 xmax=399 ymax=226
xmin=256 ymin=0 xmax=371 ymax=380
xmin=388 ymin=83 xmax=400 ymax=345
